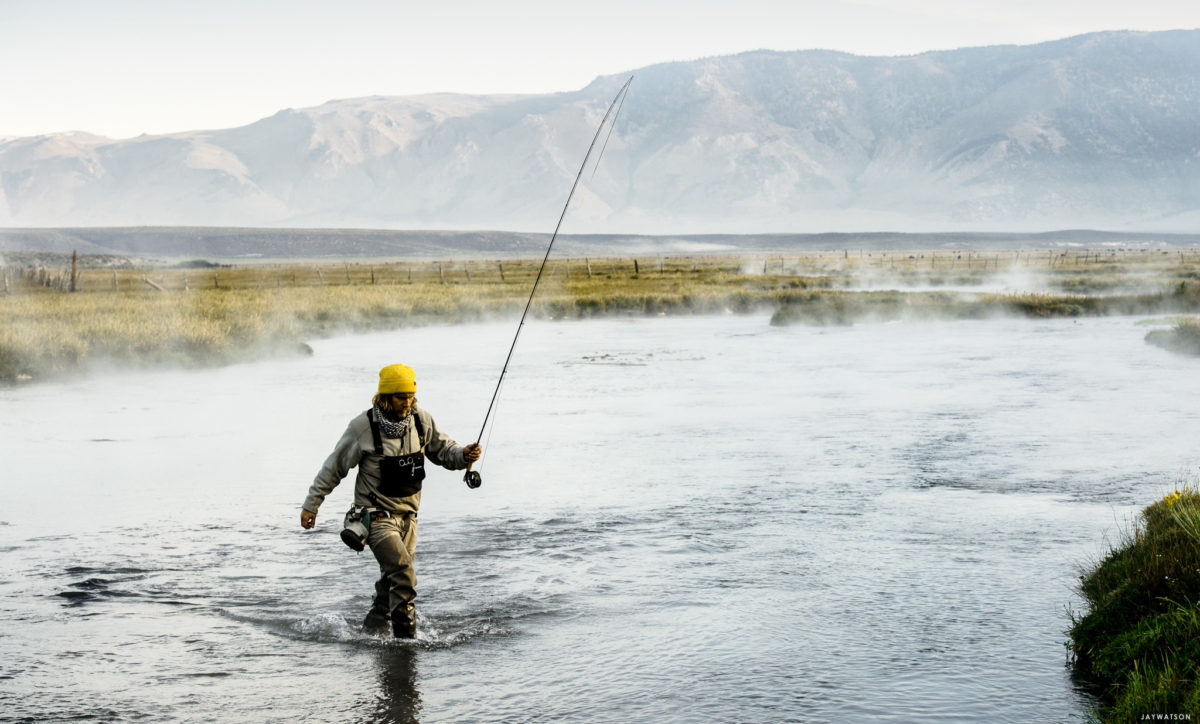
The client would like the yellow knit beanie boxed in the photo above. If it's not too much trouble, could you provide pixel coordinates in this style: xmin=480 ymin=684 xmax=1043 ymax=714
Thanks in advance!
xmin=378 ymin=363 xmax=417 ymax=394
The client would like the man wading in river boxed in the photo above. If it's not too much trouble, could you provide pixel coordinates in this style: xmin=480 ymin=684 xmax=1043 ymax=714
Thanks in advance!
xmin=300 ymin=363 xmax=482 ymax=638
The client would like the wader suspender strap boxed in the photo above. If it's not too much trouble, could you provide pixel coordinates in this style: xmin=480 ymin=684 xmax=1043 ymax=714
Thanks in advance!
xmin=366 ymin=409 xmax=427 ymax=455
xmin=365 ymin=410 xmax=386 ymax=508
xmin=365 ymin=408 xmax=429 ymax=504
xmin=367 ymin=409 xmax=384 ymax=455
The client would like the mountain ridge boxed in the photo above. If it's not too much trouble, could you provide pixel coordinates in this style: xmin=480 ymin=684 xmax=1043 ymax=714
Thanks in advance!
xmin=2 ymin=30 xmax=1198 ymax=234
xmin=4 ymin=226 xmax=1200 ymax=261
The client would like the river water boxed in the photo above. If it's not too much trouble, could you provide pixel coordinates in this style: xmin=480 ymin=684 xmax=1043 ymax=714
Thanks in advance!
xmin=2 ymin=313 xmax=1197 ymax=722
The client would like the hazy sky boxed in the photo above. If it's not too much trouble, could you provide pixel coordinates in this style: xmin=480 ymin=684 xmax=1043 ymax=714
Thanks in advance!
xmin=3 ymin=0 xmax=1198 ymax=139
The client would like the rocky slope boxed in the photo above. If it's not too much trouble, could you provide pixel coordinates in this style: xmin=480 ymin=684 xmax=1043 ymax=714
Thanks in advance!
xmin=1 ymin=30 xmax=1197 ymax=233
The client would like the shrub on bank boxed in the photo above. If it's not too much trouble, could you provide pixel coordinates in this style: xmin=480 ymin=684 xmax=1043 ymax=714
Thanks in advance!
xmin=1145 ymin=319 xmax=1200 ymax=357
xmin=1069 ymin=488 xmax=1200 ymax=721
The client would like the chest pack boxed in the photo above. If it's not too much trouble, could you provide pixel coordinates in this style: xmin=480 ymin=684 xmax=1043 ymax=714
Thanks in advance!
xmin=367 ymin=409 xmax=428 ymax=498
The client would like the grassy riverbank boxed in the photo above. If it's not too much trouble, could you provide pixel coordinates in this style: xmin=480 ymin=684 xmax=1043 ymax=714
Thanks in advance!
xmin=1145 ymin=319 xmax=1200 ymax=357
xmin=1069 ymin=488 xmax=1200 ymax=721
xmin=4 ymin=248 xmax=1200 ymax=382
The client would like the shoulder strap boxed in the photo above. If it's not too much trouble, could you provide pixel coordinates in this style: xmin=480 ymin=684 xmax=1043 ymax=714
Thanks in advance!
xmin=369 ymin=408 xmax=426 ymax=452
xmin=366 ymin=409 xmax=383 ymax=455
xmin=413 ymin=411 xmax=427 ymax=447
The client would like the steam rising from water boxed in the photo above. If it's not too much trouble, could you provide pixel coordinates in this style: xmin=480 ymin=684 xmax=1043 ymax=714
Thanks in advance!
xmin=843 ymin=265 xmax=1056 ymax=294
xmin=1 ymin=314 xmax=1198 ymax=721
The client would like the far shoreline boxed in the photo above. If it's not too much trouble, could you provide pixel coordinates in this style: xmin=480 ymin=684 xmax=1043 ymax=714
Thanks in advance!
xmin=3 ymin=248 xmax=1200 ymax=384
xmin=5 ymin=226 xmax=1200 ymax=265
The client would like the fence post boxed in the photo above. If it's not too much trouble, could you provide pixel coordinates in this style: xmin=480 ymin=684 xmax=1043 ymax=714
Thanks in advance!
xmin=586 ymin=258 xmax=592 ymax=279
xmin=498 ymin=262 xmax=505 ymax=281
xmin=70 ymin=250 xmax=78 ymax=292
xmin=634 ymin=259 xmax=639 ymax=274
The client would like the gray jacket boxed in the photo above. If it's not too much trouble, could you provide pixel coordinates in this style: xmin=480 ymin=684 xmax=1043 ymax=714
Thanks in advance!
xmin=303 ymin=406 xmax=468 ymax=515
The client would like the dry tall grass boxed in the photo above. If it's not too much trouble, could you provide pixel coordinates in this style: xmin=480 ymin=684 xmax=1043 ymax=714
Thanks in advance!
xmin=4 ymin=249 xmax=1200 ymax=381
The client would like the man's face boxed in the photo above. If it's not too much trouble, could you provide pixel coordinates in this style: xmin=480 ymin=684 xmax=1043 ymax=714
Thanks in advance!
xmin=389 ymin=393 xmax=415 ymax=417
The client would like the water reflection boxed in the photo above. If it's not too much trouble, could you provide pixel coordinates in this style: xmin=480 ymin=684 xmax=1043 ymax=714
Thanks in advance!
xmin=367 ymin=647 xmax=422 ymax=724
xmin=1067 ymin=663 xmax=1106 ymax=713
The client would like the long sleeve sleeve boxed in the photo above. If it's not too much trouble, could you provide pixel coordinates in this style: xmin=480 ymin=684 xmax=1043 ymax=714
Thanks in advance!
xmin=418 ymin=409 xmax=468 ymax=470
xmin=303 ymin=420 xmax=365 ymax=513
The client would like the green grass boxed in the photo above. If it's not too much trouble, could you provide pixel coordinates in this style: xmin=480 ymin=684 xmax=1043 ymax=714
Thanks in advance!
xmin=1068 ymin=487 xmax=1200 ymax=722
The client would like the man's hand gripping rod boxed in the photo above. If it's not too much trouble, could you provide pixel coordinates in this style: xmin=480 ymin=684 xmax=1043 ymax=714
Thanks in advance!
xmin=464 ymin=76 xmax=633 ymax=489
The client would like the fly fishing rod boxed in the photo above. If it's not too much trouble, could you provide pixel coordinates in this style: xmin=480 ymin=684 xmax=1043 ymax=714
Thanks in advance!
xmin=464 ymin=75 xmax=633 ymax=489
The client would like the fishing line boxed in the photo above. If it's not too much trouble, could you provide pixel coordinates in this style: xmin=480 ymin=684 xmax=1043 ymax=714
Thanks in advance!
xmin=477 ymin=377 xmax=505 ymax=469
xmin=591 ymin=80 xmax=630 ymax=181
xmin=463 ymin=75 xmax=633 ymax=489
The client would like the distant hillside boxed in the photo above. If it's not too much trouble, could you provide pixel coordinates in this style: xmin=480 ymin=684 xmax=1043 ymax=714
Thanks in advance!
xmin=1 ymin=31 xmax=1198 ymax=234
xmin=3 ymin=227 xmax=1200 ymax=262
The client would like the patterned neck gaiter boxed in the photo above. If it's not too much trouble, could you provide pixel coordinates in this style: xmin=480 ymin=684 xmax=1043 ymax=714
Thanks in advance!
xmin=373 ymin=403 xmax=412 ymax=439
